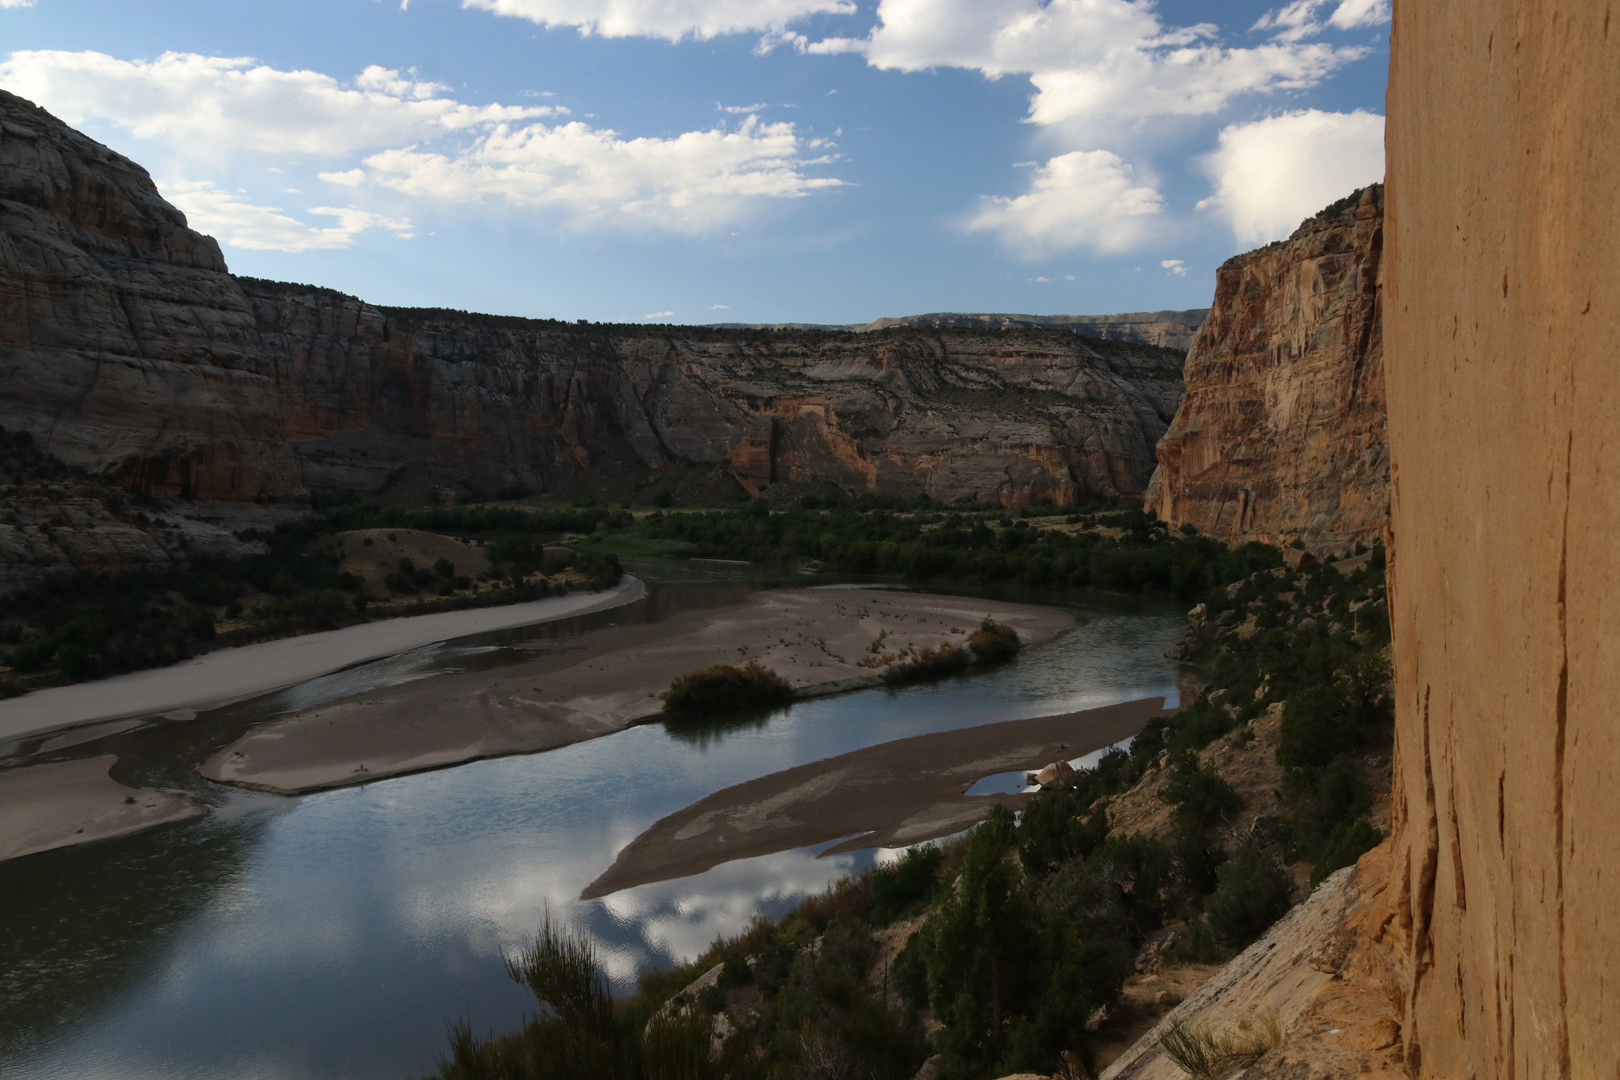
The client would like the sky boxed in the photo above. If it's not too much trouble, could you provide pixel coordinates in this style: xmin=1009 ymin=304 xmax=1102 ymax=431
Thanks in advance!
xmin=0 ymin=0 xmax=1390 ymax=325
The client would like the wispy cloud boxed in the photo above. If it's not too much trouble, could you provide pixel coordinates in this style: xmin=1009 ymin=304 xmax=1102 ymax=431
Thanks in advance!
xmin=1160 ymin=259 xmax=1187 ymax=276
xmin=163 ymin=181 xmax=414 ymax=250
xmin=643 ymin=310 xmax=675 ymax=319
xmin=463 ymin=0 xmax=855 ymax=41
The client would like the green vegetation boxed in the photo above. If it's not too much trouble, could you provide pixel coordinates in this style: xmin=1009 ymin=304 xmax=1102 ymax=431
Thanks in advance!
xmin=661 ymin=663 xmax=795 ymax=717
xmin=614 ymin=501 xmax=1281 ymax=599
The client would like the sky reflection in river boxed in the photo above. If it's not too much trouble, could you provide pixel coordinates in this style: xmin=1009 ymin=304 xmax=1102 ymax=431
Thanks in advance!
xmin=2 ymin=583 xmax=1186 ymax=1080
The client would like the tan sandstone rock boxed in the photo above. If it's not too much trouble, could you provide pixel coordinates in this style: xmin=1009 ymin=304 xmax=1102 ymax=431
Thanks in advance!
xmin=1149 ymin=187 xmax=1387 ymax=555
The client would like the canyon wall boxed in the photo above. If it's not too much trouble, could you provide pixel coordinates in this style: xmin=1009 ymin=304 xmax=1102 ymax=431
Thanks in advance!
xmin=0 ymin=91 xmax=1185 ymax=512
xmin=247 ymin=282 xmax=1186 ymax=507
xmin=0 ymin=91 xmax=303 ymax=504
xmin=1148 ymin=188 xmax=1386 ymax=554
xmin=1383 ymin=1 xmax=1620 ymax=1074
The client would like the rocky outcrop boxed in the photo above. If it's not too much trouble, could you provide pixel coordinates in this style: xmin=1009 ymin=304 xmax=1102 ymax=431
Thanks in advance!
xmin=1379 ymin=2 xmax=1620 ymax=1075
xmin=0 ymin=90 xmax=1187 ymax=511
xmin=248 ymin=282 xmax=1186 ymax=506
xmin=0 ymin=91 xmax=303 ymax=504
xmin=1148 ymin=188 xmax=1386 ymax=554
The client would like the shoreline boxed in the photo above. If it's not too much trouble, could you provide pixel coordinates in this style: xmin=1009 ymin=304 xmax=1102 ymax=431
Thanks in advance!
xmin=0 ymin=755 xmax=206 ymax=863
xmin=199 ymin=589 xmax=1077 ymax=795
xmin=0 ymin=578 xmax=648 ymax=747
xmin=583 ymin=696 xmax=1170 ymax=898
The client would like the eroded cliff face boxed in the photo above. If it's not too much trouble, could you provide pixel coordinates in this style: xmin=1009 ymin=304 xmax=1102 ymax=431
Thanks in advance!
xmin=0 ymin=91 xmax=303 ymax=504
xmin=1149 ymin=188 xmax=1386 ymax=554
xmin=246 ymin=282 xmax=1185 ymax=506
xmin=1380 ymin=2 xmax=1620 ymax=1075
xmin=0 ymin=90 xmax=1185 ymax=511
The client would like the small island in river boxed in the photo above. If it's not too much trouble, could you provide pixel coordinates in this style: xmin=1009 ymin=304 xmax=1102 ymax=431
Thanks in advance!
xmin=199 ymin=587 xmax=1076 ymax=795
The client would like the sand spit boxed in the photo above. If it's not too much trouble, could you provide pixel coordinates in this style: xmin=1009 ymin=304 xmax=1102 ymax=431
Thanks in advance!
xmin=583 ymin=697 xmax=1168 ymax=898
xmin=0 ymin=578 xmax=647 ymax=745
xmin=0 ymin=755 xmax=205 ymax=862
xmin=200 ymin=589 xmax=1075 ymax=795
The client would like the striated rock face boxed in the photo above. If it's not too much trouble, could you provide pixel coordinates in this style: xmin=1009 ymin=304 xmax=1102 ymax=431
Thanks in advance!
xmin=0 ymin=91 xmax=303 ymax=504
xmin=1380 ymin=3 xmax=1620 ymax=1076
xmin=247 ymin=281 xmax=1186 ymax=506
xmin=0 ymin=90 xmax=1186 ymax=511
xmin=1148 ymin=188 xmax=1386 ymax=554
xmin=858 ymin=310 xmax=1208 ymax=352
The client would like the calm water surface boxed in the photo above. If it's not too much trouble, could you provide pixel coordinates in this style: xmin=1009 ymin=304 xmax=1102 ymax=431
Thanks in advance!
xmin=0 ymin=563 xmax=1188 ymax=1080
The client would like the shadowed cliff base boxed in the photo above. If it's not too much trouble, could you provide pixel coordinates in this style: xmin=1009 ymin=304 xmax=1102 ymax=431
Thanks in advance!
xmin=583 ymin=697 xmax=1169 ymax=899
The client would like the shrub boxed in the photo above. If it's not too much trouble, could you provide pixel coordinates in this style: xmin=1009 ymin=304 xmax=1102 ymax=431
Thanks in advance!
xmin=966 ymin=618 xmax=1020 ymax=663
xmin=1159 ymin=750 xmax=1241 ymax=830
xmin=882 ymin=643 xmax=972 ymax=685
xmin=1204 ymin=843 xmax=1294 ymax=950
xmin=662 ymin=662 xmax=794 ymax=716
xmin=1309 ymin=818 xmax=1384 ymax=887
xmin=868 ymin=845 xmax=944 ymax=923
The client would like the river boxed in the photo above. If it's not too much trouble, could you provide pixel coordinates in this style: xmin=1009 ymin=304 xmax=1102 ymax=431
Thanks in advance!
xmin=0 ymin=561 xmax=1188 ymax=1080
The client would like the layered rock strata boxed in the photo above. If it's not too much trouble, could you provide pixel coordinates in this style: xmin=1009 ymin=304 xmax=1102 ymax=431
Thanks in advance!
xmin=0 ymin=90 xmax=1187 ymax=511
xmin=1149 ymin=188 xmax=1386 ymax=554
xmin=1380 ymin=2 xmax=1620 ymax=1074
xmin=249 ymin=280 xmax=1185 ymax=506
xmin=0 ymin=91 xmax=302 ymax=504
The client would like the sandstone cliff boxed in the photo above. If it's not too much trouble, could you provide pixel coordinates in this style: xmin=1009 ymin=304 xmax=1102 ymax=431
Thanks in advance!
xmin=248 ymin=280 xmax=1185 ymax=507
xmin=1148 ymin=188 xmax=1386 ymax=554
xmin=0 ymin=90 xmax=1186 ymax=512
xmin=0 ymin=91 xmax=303 ymax=504
xmin=1379 ymin=2 xmax=1620 ymax=1074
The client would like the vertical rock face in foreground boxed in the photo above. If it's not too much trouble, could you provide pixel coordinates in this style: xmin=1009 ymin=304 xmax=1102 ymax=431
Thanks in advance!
xmin=0 ymin=91 xmax=303 ymax=503
xmin=1149 ymin=188 xmax=1386 ymax=554
xmin=1384 ymin=2 xmax=1620 ymax=1075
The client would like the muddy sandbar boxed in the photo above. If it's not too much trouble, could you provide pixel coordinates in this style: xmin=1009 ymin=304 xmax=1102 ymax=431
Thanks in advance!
xmin=583 ymin=696 xmax=1168 ymax=898
xmin=0 ymin=755 xmax=205 ymax=862
xmin=0 ymin=578 xmax=646 ymax=745
xmin=200 ymin=588 xmax=1075 ymax=795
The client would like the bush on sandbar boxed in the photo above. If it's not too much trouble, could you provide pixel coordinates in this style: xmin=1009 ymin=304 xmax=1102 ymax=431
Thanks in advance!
xmin=882 ymin=643 xmax=972 ymax=685
xmin=661 ymin=662 xmax=794 ymax=716
xmin=967 ymin=617 xmax=1020 ymax=663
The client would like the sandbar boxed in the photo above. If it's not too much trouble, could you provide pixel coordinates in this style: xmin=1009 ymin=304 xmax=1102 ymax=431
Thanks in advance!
xmin=582 ymin=696 xmax=1169 ymax=898
xmin=200 ymin=588 xmax=1076 ymax=795
xmin=0 ymin=578 xmax=646 ymax=745
xmin=0 ymin=755 xmax=206 ymax=862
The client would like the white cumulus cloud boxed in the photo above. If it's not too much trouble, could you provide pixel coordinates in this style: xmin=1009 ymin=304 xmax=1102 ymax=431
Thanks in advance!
xmin=0 ymin=50 xmax=552 ymax=157
xmin=359 ymin=115 xmax=842 ymax=233
xmin=966 ymin=150 xmax=1162 ymax=258
xmin=0 ymin=0 xmax=38 ymax=8
xmin=1161 ymin=259 xmax=1186 ymax=276
xmin=1198 ymin=109 xmax=1384 ymax=245
xmin=0 ymin=49 xmax=843 ymax=236
xmin=643 ymin=310 xmax=675 ymax=318
xmin=767 ymin=0 xmax=1364 ymax=132
xmin=462 ymin=0 xmax=855 ymax=41
xmin=162 ymin=181 xmax=414 ymax=251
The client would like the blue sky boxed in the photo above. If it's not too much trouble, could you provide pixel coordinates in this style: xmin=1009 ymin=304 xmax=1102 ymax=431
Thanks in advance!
xmin=0 ymin=0 xmax=1389 ymax=324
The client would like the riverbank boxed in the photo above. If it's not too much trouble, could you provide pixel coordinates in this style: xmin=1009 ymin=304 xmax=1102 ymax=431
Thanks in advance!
xmin=200 ymin=588 xmax=1076 ymax=795
xmin=0 ymin=578 xmax=647 ymax=746
xmin=0 ymin=755 xmax=205 ymax=862
xmin=583 ymin=695 xmax=1169 ymax=898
